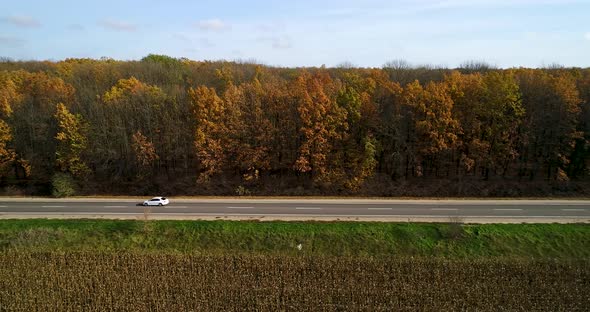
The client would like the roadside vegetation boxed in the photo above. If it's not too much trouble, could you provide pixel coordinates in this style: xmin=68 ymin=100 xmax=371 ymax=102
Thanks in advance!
xmin=0 ymin=219 xmax=588 ymax=258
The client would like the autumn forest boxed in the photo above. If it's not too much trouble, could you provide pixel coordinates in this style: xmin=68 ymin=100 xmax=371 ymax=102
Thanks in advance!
xmin=0 ymin=55 xmax=588 ymax=196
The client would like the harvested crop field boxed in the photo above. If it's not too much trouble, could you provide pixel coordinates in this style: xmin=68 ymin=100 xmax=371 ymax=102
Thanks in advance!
xmin=0 ymin=252 xmax=588 ymax=311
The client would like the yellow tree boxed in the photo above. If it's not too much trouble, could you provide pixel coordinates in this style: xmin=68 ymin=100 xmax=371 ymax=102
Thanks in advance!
xmin=233 ymin=78 xmax=274 ymax=182
xmin=0 ymin=120 xmax=16 ymax=176
xmin=569 ymin=69 xmax=590 ymax=178
xmin=292 ymin=73 xmax=317 ymax=174
xmin=102 ymin=76 xmax=167 ymax=133
xmin=445 ymin=71 xmax=484 ymax=174
xmin=10 ymin=71 xmax=75 ymax=182
xmin=480 ymin=71 xmax=524 ymax=177
xmin=220 ymin=83 xmax=244 ymax=168
xmin=292 ymin=71 xmax=347 ymax=184
xmin=0 ymin=73 xmax=19 ymax=177
xmin=516 ymin=69 xmax=582 ymax=179
xmin=188 ymin=85 xmax=227 ymax=183
xmin=131 ymin=131 xmax=158 ymax=167
xmin=131 ymin=130 xmax=159 ymax=178
xmin=97 ymin=77 xmax=167 ymax=178
xmin=402 ymin=80 xmax=459 ymax=177
xmin=54 ymin=103 xmax=90 ymax=178
xmin=0 ymin=72 xmax=21 ymax=117
xmin=446 ymin=70 xmax=524 ymax=178
xmin=370 ymin=69 xmax=405 ymax=179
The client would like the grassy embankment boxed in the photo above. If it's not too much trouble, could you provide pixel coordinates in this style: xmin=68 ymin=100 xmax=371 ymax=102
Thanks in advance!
xmin=0 ymin=219 xmax=588 ymax=258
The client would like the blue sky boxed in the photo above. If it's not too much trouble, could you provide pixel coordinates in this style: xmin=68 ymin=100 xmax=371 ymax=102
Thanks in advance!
xmin=1 ymin=0 xmax=589 ymax=68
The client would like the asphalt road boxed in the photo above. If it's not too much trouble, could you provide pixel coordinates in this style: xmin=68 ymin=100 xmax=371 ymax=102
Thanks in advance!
xmin=0 ymin=198 xmax=589 ymax=223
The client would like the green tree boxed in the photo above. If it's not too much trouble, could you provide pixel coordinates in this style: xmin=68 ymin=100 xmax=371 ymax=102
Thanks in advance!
xmin=337 ymin=72 xmax=380 ymax=190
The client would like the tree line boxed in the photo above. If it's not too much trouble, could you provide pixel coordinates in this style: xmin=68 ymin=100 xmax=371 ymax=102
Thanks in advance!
xmin=0 ymin=55 xmax=588 ymax=196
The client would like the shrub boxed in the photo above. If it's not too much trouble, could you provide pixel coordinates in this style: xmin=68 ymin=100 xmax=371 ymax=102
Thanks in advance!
xmin=235 ymin=185 xmax=251 ymax=196
xmin=51 ymin=173 xmax=76 ymax=198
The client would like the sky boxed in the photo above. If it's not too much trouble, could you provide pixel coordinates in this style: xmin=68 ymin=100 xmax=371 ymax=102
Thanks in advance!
xmin=1 ymin=0 xmax=590 ymax=68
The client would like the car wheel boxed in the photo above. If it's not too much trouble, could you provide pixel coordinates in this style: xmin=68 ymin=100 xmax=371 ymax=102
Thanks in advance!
xmin=159 ymin=203 xmax=163 ymax=206
xmin=143 ymin=203 xmax=147 ymax=206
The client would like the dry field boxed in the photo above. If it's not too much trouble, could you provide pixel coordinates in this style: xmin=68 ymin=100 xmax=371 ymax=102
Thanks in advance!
xmin=0 ymin=252 xmax=588 ymax=311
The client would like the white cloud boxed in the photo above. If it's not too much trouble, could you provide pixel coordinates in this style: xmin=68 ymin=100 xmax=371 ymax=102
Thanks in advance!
xmin=585 ymin=32 xmax=590 ymax=41
xmin=2 ymin=15 xmax=40 ymax=28
xmin=198 ymin=19 xmax=229 ymax=32
xmin=98 ymin=19 xmax=137 ymax=32
xmin=199 ymin=38 xmax=214 ymax=47
xmin=371 ymin=0 xmax=584 ymax=16
xmin=0 ymin=35 xmax=25 ymax=47
xmin=257 ymin=36 xmax=292 ymax=49
xmin=411 ymin=0 xmax=581 ymax=9
xmin=171 ymin=33 xmax=190 ymax=42
xmin=272 ymin=37 xmax=292 ymax=49
xmin=67 ymin=24 xmax=85 ymax=31
xmin=257 ymin=22 xmax=285 ymax=33
xmin=523 ymin=31 xmax=539 ymax=40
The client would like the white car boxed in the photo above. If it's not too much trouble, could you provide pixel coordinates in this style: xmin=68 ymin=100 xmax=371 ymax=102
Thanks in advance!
xmin=143 ymin=197 xmax=169 ymax=206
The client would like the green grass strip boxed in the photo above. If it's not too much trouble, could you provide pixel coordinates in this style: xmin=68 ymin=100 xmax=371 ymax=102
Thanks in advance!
xmin=0 ymin=219 xmax=588 ymax=258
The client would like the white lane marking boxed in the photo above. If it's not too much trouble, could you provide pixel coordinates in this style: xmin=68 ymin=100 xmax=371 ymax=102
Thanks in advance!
xmin=295 ymin=207 xmax=322 ymax=210
xmin=104 ymin=206 xmax=127 ymax=208
xmin=561 ymin=209 xmax=586 ymax=212
xmin=368 ymin=208 xmax=393 ymax=210
xmin=0 ymin=205 xmax=7 ymax=207
xmin=493 ymin=209 xmax=523 ymax=211
xmin=226 ymin=206 xmax=254 ymax=209
xmin=7 ymin=212 xmax=142 ymax=215
xmin=2 ymin=212 xmax=587 ymax=219
xmin=431 ymin=208 xmax=458 ymax=211
xmin=42 ymin=206 xmax=66 ymax=208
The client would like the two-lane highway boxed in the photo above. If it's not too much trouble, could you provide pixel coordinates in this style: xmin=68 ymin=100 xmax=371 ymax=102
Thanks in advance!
xmin=0 ymin=198 xmax=589 ymax=223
